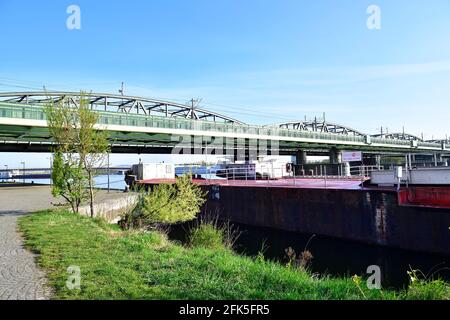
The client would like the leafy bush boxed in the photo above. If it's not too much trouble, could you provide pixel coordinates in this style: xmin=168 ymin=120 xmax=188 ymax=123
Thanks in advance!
xmin=141 ymin=174 xmax=207 ymax=225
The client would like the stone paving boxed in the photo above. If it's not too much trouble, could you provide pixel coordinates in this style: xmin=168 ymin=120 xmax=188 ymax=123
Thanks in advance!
xmin=0 ymin=212 xmax=52 ymax=300
xmin=0 ymin=185 xmax=124 ymax=300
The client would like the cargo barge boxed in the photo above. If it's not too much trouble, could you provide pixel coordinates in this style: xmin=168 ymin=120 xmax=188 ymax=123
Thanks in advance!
xmin=127 ymin=165 xmax=450 ymax=256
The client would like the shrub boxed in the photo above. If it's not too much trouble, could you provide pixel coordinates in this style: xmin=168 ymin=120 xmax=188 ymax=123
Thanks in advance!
xmin=141 ymin=174 xmax=207 ymax=225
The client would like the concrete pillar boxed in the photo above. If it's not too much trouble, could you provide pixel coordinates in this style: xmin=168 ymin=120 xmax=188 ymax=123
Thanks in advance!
xmin=233 ymin=138 xmax=246 ymax=162
xmin=329 ymin=148 xmax=341 ymax=164
xmin=376 ymin=155 xmax=381 ymax=168
xmin=295 ymin=150 xmax=307 ymax=165
xmin=233 ymin=148 xmax=239 ymax=162
xmin=248 ymin=139 xmax=257 ymax=162
xmin=440 ymin=154 xmax=448 ymax=166
xmin=344 ymin=162 xmax=351 ymax=177
xmin=233 ymin=137 xmax=239 ymax=162
xmin=362 ymin=154 xmax=375 ymax=166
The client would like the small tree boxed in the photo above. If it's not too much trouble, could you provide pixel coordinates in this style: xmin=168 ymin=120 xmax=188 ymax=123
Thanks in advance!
xmin=51 ymin=150 xmax=88 ymax=213
xmin=76 ymin=98 xmax=110 ymax=217
xmin=45 ymin=92 xmax=110 ymax=217
xmin=141 ymin=174 xmax=207 ymax=225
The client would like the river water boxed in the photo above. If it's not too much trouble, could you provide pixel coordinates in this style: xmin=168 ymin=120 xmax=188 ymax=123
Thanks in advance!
xmin=5 ymin=174 xmax=128 ymax=190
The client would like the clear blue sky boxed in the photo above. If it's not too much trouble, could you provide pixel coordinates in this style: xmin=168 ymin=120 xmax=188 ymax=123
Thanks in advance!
xmin=1 ymin=0 xmax=450 ymax=167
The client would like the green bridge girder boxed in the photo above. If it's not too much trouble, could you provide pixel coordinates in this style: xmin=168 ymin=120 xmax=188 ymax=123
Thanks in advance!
xmin=0 ymin=101 xmax=447 ymax=155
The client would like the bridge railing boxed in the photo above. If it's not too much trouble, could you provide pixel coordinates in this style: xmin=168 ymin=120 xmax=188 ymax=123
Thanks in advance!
xmin=418 ymin=141 xmax=443 ymax=148
xmin=0 ymin=103 xmax=47 ymax=120
xmin=0 ymin=102 xmax=443 ymax=150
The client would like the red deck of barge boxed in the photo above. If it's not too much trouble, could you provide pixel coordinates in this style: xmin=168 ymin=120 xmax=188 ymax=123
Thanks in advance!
xmin=138 ymin=177 xmax=367 ymax=190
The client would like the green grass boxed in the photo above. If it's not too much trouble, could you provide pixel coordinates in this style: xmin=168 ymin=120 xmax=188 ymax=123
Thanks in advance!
xmin=189 ymin=223 xmax=226 ymax=250
xmin=19 ymin=210 xmax=449 ymax=300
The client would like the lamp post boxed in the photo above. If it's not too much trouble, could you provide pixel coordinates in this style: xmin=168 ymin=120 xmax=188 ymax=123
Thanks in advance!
xmin=20 ymin=161 xmax=25 ymax=185
xmin=107 ymin=153 xmax=110 ymax=193
xmin=3 ymin=165 xmax=7 ymax=182
xmin=47 ymin=156 xmax=52 ymax=186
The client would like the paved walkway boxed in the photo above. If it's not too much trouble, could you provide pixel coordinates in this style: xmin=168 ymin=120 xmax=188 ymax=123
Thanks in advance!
xmin=0 ymin=185 xmax=123 ymax=300
xmin=0 ymin=186 xmax=55 ymax=300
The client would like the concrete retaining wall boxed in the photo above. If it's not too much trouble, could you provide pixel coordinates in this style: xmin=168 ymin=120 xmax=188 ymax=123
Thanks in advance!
xmin=78 ymin=193 xmax=139 ymax=223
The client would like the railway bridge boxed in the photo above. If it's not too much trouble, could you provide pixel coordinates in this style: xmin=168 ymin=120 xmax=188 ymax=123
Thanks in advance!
xmin=0 ymin=91 xmax=448 ymax=164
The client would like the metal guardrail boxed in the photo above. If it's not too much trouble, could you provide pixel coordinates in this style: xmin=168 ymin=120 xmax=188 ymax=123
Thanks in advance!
xmin=179 ymin=164 xmax=372 ymax=189
xmin=349 ymin=165 xmax=382 ymax=177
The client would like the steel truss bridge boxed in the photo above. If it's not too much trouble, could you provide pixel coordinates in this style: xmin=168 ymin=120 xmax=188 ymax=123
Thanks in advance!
xmin=276 ymin=121 xmax=444 ymax=143
xmin=0 ymin=91 xmax=447 ymax=156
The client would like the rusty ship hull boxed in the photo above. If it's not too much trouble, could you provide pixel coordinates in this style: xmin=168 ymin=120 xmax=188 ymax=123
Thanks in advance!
xmin=137 ymin=178 xmax=450 ymax=255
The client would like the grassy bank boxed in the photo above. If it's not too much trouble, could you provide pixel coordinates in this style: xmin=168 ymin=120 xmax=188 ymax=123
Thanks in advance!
xmin=19 ymin=210 xmax=449 ymax=300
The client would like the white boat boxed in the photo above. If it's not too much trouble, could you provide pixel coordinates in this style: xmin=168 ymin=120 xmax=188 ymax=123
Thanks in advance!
xmin=0 ymin=171 xmax=13 ymax=181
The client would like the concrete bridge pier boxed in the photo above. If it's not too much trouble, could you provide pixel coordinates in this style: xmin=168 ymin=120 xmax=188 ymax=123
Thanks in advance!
xmin=329 ymin=147 xmax=341 ymax=164
xmin=440 ymin=154 xmax=449 ymax=166
xmin=363 ymin=154 xmax=381 ymax=166
xmin=295 ymin=150 xmax=307 ymax=165
xmin=375 ymin=154 xmax=381 ymax=167
xmin=232 ymin=138 xmax=256 ymax=162
xmin=432 ymin=153 xmax=446 ymax=166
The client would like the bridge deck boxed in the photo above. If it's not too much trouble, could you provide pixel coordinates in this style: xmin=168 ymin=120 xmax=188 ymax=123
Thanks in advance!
xmin=0 ymin=100 xmax=446 ymax=153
